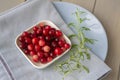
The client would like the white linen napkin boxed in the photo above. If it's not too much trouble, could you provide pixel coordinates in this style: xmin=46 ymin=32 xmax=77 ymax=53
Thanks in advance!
xmin=0 ymin=0 xmax=111 ymax=80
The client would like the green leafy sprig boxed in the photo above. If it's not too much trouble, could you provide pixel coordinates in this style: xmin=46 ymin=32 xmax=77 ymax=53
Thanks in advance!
xmin=55 ymin=9 xmax=96 ymax=78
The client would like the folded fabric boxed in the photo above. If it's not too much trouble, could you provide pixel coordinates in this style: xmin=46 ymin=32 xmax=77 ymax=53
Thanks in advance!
xmin=0 ymin=0 xmax=111 ymax=80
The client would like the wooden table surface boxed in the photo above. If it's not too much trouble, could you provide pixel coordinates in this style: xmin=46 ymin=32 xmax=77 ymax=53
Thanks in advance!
xmin=0 ymin=0 xmax=120 ymax=80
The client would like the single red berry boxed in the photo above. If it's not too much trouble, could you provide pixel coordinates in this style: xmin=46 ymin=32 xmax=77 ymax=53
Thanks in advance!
xmin=45 ymin=42 xmax=51 ymax=46
xmin=64 ymin=43 xmax=70 ymax=49
xmin=45 ymin=25 xmax=51 ymax=30
xmin=32 ymin=55 xmax=39 ymax=62
xmin=30 ymin=33 xmax=36 ymax=38
xmin=32 ymin=38 xmax=38 ymax=44
xmin=34 ymin=45 xmax=41 ymax=51
xmin=37 ymin=51 xmax=44 ymax=58
xmin=56 ymin=30 xmax=62 ymax=37
xmin=51 ymin=28 xmax=56 ymax=31
xmin=30 ymin=51 xmax=36 ymax=56
xmin=25 ymin=37 xmax=31 ymax=44
xmin=49 ymin=28 xmax=55 ymax=36
xmin=54 ymin=47 xmax=62 ymax=55
xmin=33 ymin=26 xmax=38 ymax=31
xmin=27 ymin=44 xmax=34 ymax=51
xmin=58 ymin=40 xmax=64 ymax=47
xmin=45 ymin=36 xmax=51 ymax=41
xmin=36 ymin=28 xmax=42 ymax=35
xmin=39 ymin=39 xmax=45 ymax=46
xmin=50 ymin=53 xmax=56 ymax=58
xmin=24 ymin=50 xmax=29 ymax=54
xmin=54 ymin=38 xmax=59 ymax=42
xmin=38 ymin=36 xmax=44 ymax=40
xmin=43 ymin=29 xmax=49 ymax=35
xmin=40 ymin=57 xmax=47 ymax=64
xmin=43 ymin=45 xmax=51 ymax=52
xmin=19 ymin=43 xmax=26 ymax=49
xmin=44 ymin=53 xmax=49 ymax=57
xmin=39 ymin=23 xmax=45 ymax=27
xmin=59 ymin=37 xmax=66 ymax=42
xmin=22 ymin=31 xmax=29 ymax=37
xmin=19 ymin=36 xmax=24 ymax=42
xmin=61 ymin=47 xmax=66 ymax=52
xmin=47 ymin=57 xmax=53 ymax=62
xmin=51 ymin=41 xmax=58 ymax=47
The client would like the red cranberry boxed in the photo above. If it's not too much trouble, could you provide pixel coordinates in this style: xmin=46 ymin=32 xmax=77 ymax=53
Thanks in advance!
xmin=33 ymin=26 xmax=38 ymax=31
xmin=47 ymin=57 xmax=53 ymax=62
xmin=19 ymin=43 xmax=26 ymax=49
xmin=50 ymin=53 xmax=56 ymax=58
xmin=37 ymin=51 xmax=44 ymax=58
xmin=30 ymin=51 xmax=36 ymax=56
xmin=51 ymin=41 xmax=58 ymax=47
xmin=59 ymin=37 xmax=66 ymax=42
xmin=36 ymin=28 xmax=42 ymax=35
xmin=45 ymin=25 xmax=51 ymax=30
xmin=43 ymin=29 xmax=49 ymax=35
xmin=44 ymin=53 xmax=49 ymax=57
xmin=34 ymin=45 xmax=41 ymax=51
xmin=30 ymin=33 xmax=36 ymax=38
xmin=25 ymin=37 xmax=31 ymax=44
xmin=45 ymin=42 xmax=51 ymax=46
xmin=32 ymin=38 xmax=38 ymax=44
xmin=38 ymin=36 xmax=44 ymax=40
xmin=40 ymin=57 xmax=47 ymax=64
xmin=61 ymin=47 xmax=66 ymax=52
xmin=49 ymin=29 xmax=55 ymax=36
xmin=32 ymin=55 xmax=39 ymax=62
xmin=43 ymin=45 xmax=50 ymax=52
xmin=22 ymin=31 xmax=29 ymax=37
xmin=54 ymin=38 xmax=59 ymax=42
xmin=56 ymin=30 xmax=62 ymax=37
xmin=51 ymin=28 xmax=55 ymax=31
xmin=24 ymin=50 xmax=29 ymax=54
xmin=45 ymin=36 xmax=51 ymax=41
xmin=39 ymin=23 xmax=44 ymax=27
xmin=39 ymin=39 xmax=45 ymax=46
xmin=54 ymin=47 xmax=62 ymax=55
xmin=58 ymin=40 xmax=64 ymax=47
xmin=27 ymin=44 xmax=34 ymax=51
xmin=64 ymin=43 xmax=70 ymax=49
xmin=19 ymin=36 xmax=24 ymax=42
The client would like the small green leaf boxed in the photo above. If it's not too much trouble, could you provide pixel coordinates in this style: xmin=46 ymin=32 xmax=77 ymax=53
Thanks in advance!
xmin=68 ymin=23 xmax=75 ymax=27
xmin=85 ymin=37 xmax=96 ymax=44
xmin=71 ymin=44 xmax=78 ymax=48
xmin=76 ymin=64 xmax=81 ymax=68
xmin=81 ymin=27 xmax=90 ymax=31
xmin=82 ymin=65 xmax=89 ymax=73
xmin=79 ymin=52 xmax=84 ymax=60
xmin=84 ymin=52 xmax=91 ymax=60
xmin=79 ymin=18 xmax=89 ymax=23
xmin=79 ymin=11 xmax=86 ymax=14
xmin=68 ymin=34 xmax=76 ymax=39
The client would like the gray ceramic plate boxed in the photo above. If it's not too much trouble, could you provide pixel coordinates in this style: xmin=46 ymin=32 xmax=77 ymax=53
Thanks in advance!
xmin=53 ymin=2 xmax=108 ymax=61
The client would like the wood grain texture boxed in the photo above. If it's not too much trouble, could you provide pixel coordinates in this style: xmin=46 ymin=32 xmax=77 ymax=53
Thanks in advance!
xmin=0 ymin=0 xmax=24 ymax=13
xmin=61 ymin=0 xmax=95 ymax=12
xmin=93 ymin=0 xmax=120 ymax=80
xmin=118 ymin=66 xmax=120 ymax=80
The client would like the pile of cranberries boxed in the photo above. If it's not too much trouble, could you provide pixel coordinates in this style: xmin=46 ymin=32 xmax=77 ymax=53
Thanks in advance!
xmin=18 ymin=23 xmax=70 ymax=64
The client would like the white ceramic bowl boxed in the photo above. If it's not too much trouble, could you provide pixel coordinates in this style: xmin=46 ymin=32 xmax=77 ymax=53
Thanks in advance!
xmin=15 ymin=20 xmax=71 ymax=69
